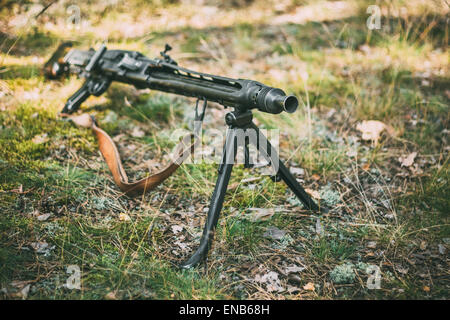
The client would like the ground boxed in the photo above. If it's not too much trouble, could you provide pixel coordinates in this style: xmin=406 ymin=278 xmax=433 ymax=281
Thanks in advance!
xmin=0 ymin=0 xmax=448 ymax=299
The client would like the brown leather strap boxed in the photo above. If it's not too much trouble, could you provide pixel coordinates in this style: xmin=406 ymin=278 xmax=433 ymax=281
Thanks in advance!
xmin=62 ymin=113 xmax=197 ymax=197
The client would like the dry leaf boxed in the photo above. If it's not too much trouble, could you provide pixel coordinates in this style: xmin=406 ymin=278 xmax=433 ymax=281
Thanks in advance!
xmin=254 ymin=271 xmax=284 ymax=293
xmin=356 ymin=120 xmax=386 ymax=144
xmin=30 ymin=241 xmax=48 ymax=253
xmin=423 ymin=286 xmax=430 ymax=292
xmin=346 ymin=149 xmax=357 ymax=158
xmin=10 ymin=280 xmax=30 ymax=288
xmin=174 ymin=240 xmax=188 ymax=250
xmin=399 ymin=152 xmax=417 ymax=167
xmin=12 ymin=284 xmax=31 ymax=299
xmin=396 ymin=265 xmax=409 ymax=275
xmin=119 ymin=213 xmax=131 ymax=221
xmin=290 ymin=167 xmax=305 ymax=175
xmin=37 ymin=213 xmax=51 ymax=221
xmin=247 ymin=208 xmax=275 ymax=221
xmin=171 ymin=225 xmax=183 ymax=234
xmin=285 ymin=265 xmax=306 ymax=274
xmin=105 ymin=291 xmax=117 ymax=300
xmin=32 ymin=133 xmax=48 ymax=144
xmin=315 ymin=218 xmax=324 ymax=235
xmin=131 ymin=127 xmax=145 ymax=138
xmin=303 ymin=282 xmax=315 ymax=291
xmin=287 ymin=285 xmax=301 ymax=294
xmin=305 ymin=188 xmax=320 ymax=200
xmin=420 ymin=241 xmax=427 ymax=250
xmin=263 ymin=226 xmax=287 ymax=240
xmin=367 ymin=241 xmax=377 ymax=249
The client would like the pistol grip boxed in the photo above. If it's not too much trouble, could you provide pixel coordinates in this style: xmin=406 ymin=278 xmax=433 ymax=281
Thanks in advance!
xmin=61 ymin=77 xmax=111 ymax=114
xmin=61 ymin=80 xmax=92 ymax=114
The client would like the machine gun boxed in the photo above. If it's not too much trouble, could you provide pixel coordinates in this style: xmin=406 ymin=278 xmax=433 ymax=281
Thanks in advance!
xmin=45 ymin=42 xmax=319 ymax=268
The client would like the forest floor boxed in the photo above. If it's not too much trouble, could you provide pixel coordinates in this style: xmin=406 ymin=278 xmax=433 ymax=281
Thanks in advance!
xmin=0 ymin=0 xmax=448 ymax=299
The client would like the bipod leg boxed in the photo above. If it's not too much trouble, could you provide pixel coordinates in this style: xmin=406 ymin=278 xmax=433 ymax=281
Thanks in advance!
xmin=249 ymin=123 xmax=320 ymax=211
xmin=180 ymin=127 xmax=236 ymax=268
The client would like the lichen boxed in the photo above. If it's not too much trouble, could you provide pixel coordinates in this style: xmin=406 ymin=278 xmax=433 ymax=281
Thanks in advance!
xmin=320 ymin=184 xmax=340 ymax=207
xmin=90 ymin=196 xmax=116 ymax=210
xmin=287 ymin=195 xmax=304 ymax=208
xmin=329 ymin=262 xmax=356 ymax=284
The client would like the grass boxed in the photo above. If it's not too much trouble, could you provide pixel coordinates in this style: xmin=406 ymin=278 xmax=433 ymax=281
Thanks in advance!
xmin=0 ymin=0 xmax=448 ymax=299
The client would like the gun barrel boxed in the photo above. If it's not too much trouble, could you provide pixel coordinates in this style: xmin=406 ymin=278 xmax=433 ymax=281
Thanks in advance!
xmin=145 ymin=72 xmax=297 ymax=114
xmin=54 ymin=47 xmax=299 ymax=115
xmin=257 ymin=87 xmax=298 ymax=114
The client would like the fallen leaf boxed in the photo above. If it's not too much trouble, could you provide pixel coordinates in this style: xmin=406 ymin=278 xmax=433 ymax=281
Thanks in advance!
xmin=175 ymin=240 xmax=188 ymax=250
xmin=171 ymin=225 xmax=183 ymax=234
xmin=420 ymin=241 xmax=427 ymax=250
xmin=356 ymin=120 xmax=386 ymax=144
xmin=367 ymin=241 xmax=377 ymax=249
xmin=10 ymin=280 xmax=30 ymax=289
xmin=359 ymin=44 xmax=371 ymax=54
xmin=266 ymin=283 xmax=284 ymax=293
xmin=303 ymin=282 xmax=315 ymax=291
xmin=30 ymin=241 xmax=48 ymax=253
xmin=290 ymin=167 xmax=305 ymax=175
xmin=119 ymin=213 xmax=131 ymax=221
xmin=105 ymin=291 xmax=117 ymax=300
xmin=131 ymin=127 xmax=145 ymax=138
xmin=247 ymin=208 xmax=275 ymax=221
xmin=269 ymin=69 xmax=286 ymax=82
xmin=112 ymin=133 xmax=125 ymax=142
xmin=263 ymin=226 xmax=287 ymax=240
xmin=37 ymin=213 xmax=51 ymax=221
xmin=305 ymin=188 xmax=320 ymax=200
xmin=287 ymin=285 xmax=301 ymax=294
xmin=254 ymin=271 xmax=284 ymax=292
xmin=285 ymin=265 xmax=306 ymax=274
xmin=23 ymin=89 xmax=39 ymax=100
xmin=288 ymin=274 xmax=302 ymax=285
xmin=396 ymin=265 xmax=409 ymax=275
xmin=423 ymin=286 xmax=430 ymax=292
xmin=12 ymin=284 xmax=31 ymax=300
xmin=32 ymin=133 xmax=48 ymax=144
xmin=346 ymin=149 xmax=357 ymax=158
xmin=315 ymin=218 xmax=324 ymax=235
xmin=398 ymin=152 xmax=417 ymax=167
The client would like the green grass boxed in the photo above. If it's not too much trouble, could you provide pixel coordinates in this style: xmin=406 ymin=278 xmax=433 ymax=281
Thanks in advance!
xmin=0 ymin=212 xmax=227 ymax=299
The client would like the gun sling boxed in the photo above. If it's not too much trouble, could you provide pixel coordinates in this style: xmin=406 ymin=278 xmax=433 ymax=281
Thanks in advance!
xmin=60 ymin=112 xmax=199 ymax=197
